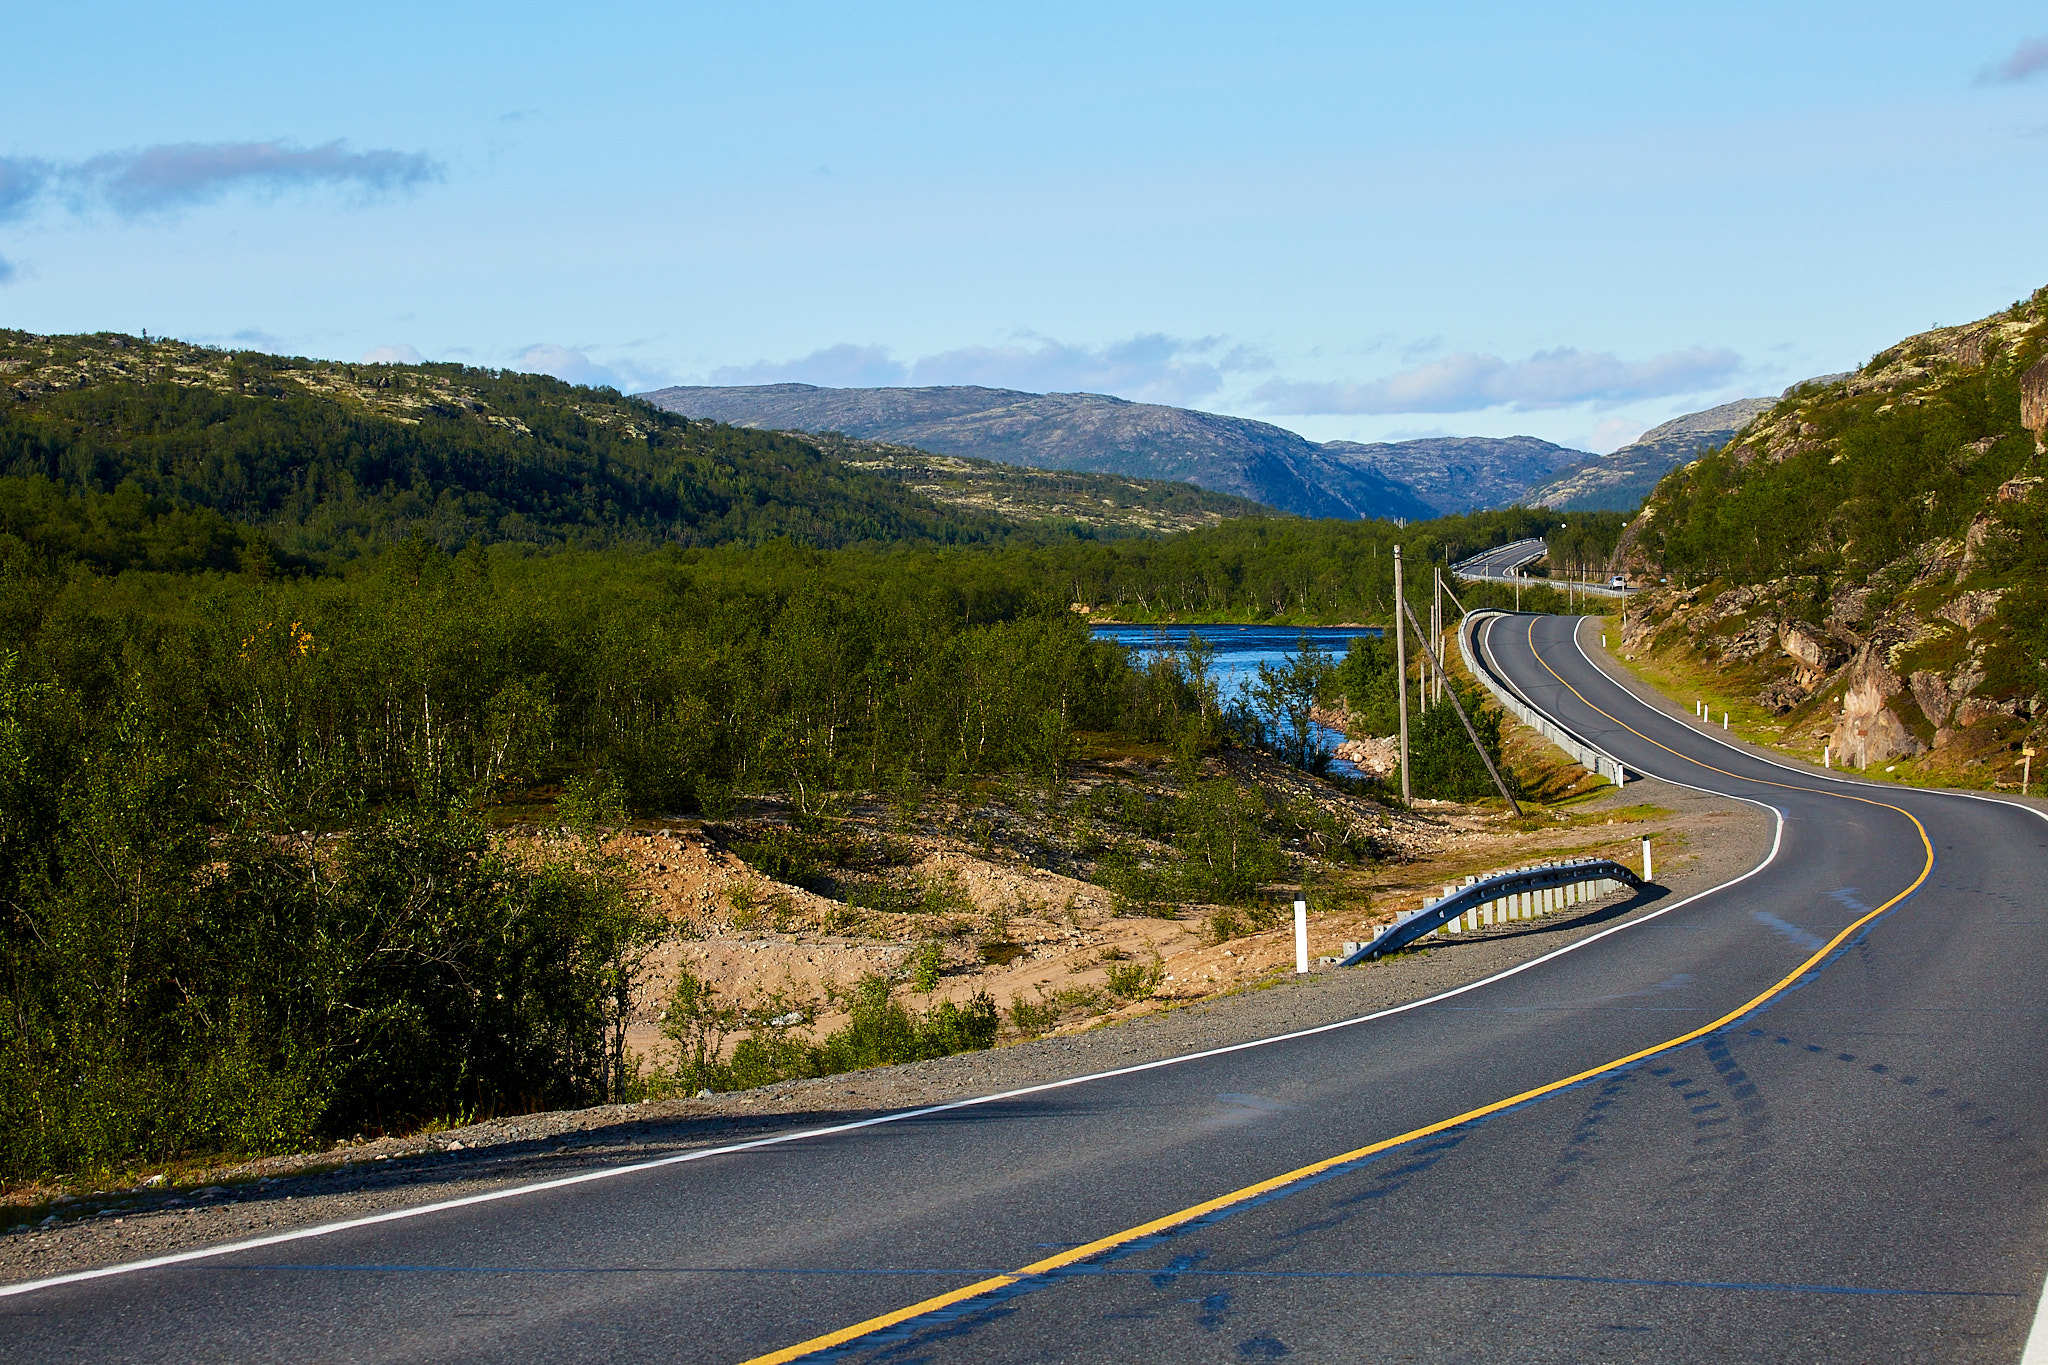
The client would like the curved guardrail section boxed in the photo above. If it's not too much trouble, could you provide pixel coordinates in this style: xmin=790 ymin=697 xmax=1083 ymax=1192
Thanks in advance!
xmin=1459 ymin=609 xmax=1629 ymax=787
xmin=1338 ymin=857 xmax=1647 ymax=965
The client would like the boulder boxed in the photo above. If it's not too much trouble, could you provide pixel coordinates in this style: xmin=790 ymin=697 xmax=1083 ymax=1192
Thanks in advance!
xmin=1937 ymin=589 xmax=2005 ymax=632
xmin=2022 ymin=354 xmax=2048 ymax=453
xmin=1780 ymin=623 xmax=1841 ymax=680
xmin=1961 ymin=515 xmax=2013 ymax=574
xmin=1908 ymin=670 xmax=1953 ymax=729
xmin=1954 ymin=695 xmax=2018 ymax=729
xmin=1334 ymin=734 xmax=1399 ymax=778
xmin=1829 ymin=646 xmax=1925 ymax=768
xmin=1757 ymin=677 xmax=1809 ymax=714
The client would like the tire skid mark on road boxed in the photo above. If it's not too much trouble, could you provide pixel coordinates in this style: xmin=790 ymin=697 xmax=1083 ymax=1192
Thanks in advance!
xmin=1749 ymin=1028 xmax=2047 ymax=1171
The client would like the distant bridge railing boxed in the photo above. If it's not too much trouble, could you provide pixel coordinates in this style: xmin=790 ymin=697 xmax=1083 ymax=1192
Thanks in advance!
xmin=1458 ymin=609 xmax=1629 ymax=787
xmin=1338 ymin=857 xmax=1647 ymax=965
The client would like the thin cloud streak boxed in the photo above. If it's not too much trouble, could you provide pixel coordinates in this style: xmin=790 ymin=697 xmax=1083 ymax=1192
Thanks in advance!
xmin=1978 ymin=37 xmax=2048 ymax=84
xmin=1252 ymin=346 xmax=1744 ymax=416
xmin=0 ymin=140 xmax=441 ymax=223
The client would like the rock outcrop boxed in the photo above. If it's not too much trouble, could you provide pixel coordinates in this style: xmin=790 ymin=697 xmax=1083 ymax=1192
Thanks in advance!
xmin=1333 ymin=734 xmax=1400 ymax=778
xmin=1829 ymin=647 xmax=1925 ymax=768
xmin=2023 ymin=355 xmax=2048 ymax=454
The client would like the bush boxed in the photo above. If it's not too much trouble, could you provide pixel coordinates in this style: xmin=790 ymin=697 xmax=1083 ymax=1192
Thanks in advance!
xmin=1402 ymin=687 xmax=1517 ymax=803
xmin=0 ymin=791 xmax=654 ymax=1180
xmin=1105 ymin=954 xmax=1164 ymax=1001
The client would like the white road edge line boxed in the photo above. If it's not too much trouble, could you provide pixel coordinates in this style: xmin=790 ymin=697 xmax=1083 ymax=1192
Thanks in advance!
xmin=0 ymin=707 xmax=1789 ymax=1302
xmin=1568 ymin=616 xmax=2048 ymax=1360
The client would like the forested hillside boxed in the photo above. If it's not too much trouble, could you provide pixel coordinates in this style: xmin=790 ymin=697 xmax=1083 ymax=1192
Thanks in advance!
xmin=0 ymin=330 xmax=1572 ymax=1186
xmin=1622 ymin=285 xmax=2048 ymax=777
xmin=0 ymin=331 xmax=1255 ymax=562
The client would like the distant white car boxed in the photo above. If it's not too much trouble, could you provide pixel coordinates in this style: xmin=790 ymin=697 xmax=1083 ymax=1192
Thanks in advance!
xmin=1608 ymin=576 xmax=1626 ymax=589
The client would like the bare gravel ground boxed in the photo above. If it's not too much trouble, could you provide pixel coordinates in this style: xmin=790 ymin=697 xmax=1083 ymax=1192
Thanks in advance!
xmin=0 ymin=776 xmax=1767 ymax=1289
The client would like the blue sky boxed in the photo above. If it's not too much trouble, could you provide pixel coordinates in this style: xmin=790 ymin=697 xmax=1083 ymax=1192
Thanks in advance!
xmin=3 ymin=2 xmax=2044 ymax=453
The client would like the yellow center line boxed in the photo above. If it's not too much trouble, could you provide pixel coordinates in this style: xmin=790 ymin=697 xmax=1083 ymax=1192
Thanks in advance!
xmin=736 ymin=619 xmax=1935 ymax=1365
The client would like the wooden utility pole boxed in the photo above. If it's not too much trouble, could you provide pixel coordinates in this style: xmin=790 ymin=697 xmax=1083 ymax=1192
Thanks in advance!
xmin=1401 ymin=598 xmax=1521 ymax=816
xmin=1394 ymin=544 xmax=1411 ymax=805
xmin=1431 ymin=567 xmax=1443 ymax=705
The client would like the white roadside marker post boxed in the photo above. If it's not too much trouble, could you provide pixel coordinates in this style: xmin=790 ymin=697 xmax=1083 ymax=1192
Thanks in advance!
xmin=1723 ymin=712 xmax=1729 ymax=730
xmin=1824 ymin=744 xmax=1831 ymax=768
xmin=1294 ymin=895 xmax=1309 ymax=974
xmin=2025 ymin=748 xmax=2035 ymax=798
xmin=1642 ymin=837 xmax=1654 ymax=882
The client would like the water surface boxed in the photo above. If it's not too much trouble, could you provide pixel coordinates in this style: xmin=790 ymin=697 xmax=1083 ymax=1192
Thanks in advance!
xmin=1092 ymin=624 xmax=1384 ymax=777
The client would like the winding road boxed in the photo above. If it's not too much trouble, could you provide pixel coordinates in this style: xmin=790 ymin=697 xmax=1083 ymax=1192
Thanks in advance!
xmin=8 ymin=614 xmax=2048 ymax=1362
xmin=1457 ymin=538 xmax=1633 ymax=598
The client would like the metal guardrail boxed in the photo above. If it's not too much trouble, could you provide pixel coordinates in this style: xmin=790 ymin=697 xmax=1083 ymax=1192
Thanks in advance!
xmin=1458 ymin=610 xmax=1629 ymax=787
xmin=1338 ymin=857 xmax=1647 ymax=964
xmin=1451 ymin=539 xmax=1546 ymax=578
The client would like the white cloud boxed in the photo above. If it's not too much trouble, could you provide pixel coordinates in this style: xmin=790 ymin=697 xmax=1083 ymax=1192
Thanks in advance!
xmin=710 ymin=343 xmax=906 ymax=389
xmin=0 ymin=157 xmax=51 ymax=222
xmin=1979 ymin=36 xmax=2048 ymax=84
xmin=361 ymin=344 xmax=424 ymax=365
xmin=708 ymin=333 xmax=1270 ymax=407
xmin=0 ymin=140 xmax=441 ymax=224
xmin=1586 ymin=416 xmax=1643 ymax=454
xmin=516 ymin=342 xmax=658 ymax=390
xmin=1253 ymin=346 xmax=1744 ymax=416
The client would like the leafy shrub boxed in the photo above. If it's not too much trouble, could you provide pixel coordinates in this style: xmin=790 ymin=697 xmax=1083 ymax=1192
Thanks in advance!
xmin=1105 ymin=954 xmax=1165 ymax=1001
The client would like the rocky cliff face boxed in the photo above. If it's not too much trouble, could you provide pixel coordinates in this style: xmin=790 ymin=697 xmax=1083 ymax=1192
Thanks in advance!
xmin=2024 ymin=355 xmax=2048 ymax=453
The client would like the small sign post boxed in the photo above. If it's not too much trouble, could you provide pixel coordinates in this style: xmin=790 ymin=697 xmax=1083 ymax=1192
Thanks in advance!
xmin=1294 ymin=895 xmax=1309 ymax=974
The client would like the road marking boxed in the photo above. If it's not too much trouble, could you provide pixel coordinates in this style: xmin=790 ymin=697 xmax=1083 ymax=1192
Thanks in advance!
xmin=1557 ymin=617 xmax=2048 ymax=1364
xmin=735 ymin=626 xmax=1930 ymax=1365
xmin=0 ymin=791 xmax=1786 ymax=1305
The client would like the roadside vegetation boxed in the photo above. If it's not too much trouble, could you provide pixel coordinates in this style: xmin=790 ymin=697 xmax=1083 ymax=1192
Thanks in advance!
xmin=0 ymin=334 xmax=1594 ymax=1189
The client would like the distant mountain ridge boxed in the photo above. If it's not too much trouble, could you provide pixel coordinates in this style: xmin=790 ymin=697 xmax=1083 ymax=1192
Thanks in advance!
xmin=643 ymin=383 xmax=1448 ymax=521
xmin=1321 ymin=435 xmax=1592 ymax=514
xmin=643 ymin=383 xmax=1616 ymax=520
xmin=1525 ymin=395 xmax=1788 ymax=512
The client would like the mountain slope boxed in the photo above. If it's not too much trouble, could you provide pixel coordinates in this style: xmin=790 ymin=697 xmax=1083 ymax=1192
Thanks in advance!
xmin=641 ymin=384 xmax=1437 ymax=522
xmin=1319 ymin=435 xmax=1591 ymax=514
xmin=0 ymin=333 xmax=1259 ymax=567
xmin=1525 ymin=396 xmax=1781 ymax=511
xmin=1619 ymin=285 xmax=2048 ymax=779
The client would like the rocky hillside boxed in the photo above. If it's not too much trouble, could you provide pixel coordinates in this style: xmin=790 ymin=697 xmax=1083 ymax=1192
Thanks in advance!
xmin=1319 ymin=435 xmax=1591 ymax=514
xmin=0 ymin=333 xmax=1264 ymax=564
xmin=641 ymin=383 xmax=1441 ymax=521
xmin=1618 ymin=286 xmax=2048 ymax=780
xmin=809 ymin=433 xmax=1271 ymax=533
xmin=1525 ymin=395 xmax=1784 ymax=512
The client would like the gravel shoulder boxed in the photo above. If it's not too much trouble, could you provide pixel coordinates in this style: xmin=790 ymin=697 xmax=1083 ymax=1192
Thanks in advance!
xmin=0 ymin=774 xmax=1767 ymax=1289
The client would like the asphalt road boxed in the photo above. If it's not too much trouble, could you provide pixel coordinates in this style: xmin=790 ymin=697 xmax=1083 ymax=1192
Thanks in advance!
xmin=10 ymin=613 xmax=2048 ymax=1363
xmin=1457 ymin=538 xmax=1631 ymax=598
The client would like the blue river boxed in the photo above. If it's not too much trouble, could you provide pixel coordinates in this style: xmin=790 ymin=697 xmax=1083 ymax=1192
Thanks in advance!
xmin=1091 ymin=624 xmax=1385 ymax=777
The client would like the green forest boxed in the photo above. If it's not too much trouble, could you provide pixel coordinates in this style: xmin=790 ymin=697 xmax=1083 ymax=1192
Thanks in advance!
xmin=0 ymin=334 xmax=1581 ymax=1184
